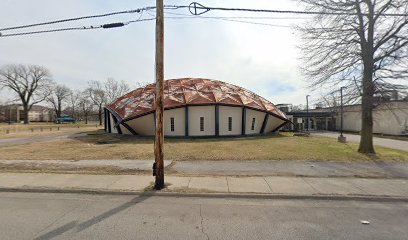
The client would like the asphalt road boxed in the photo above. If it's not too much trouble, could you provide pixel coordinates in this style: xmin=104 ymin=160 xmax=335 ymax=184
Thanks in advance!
xmin=0 ymin=192 xmax=407 ymax=240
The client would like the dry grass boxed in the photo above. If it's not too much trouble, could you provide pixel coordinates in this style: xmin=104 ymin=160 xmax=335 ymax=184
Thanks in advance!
xmin=0 ymin=127 xmax=101 ymax=139
xmin=0 ymin=122 xmax=100 ymax=137
xmin=0 ymin=131 xmax=407 ymax=161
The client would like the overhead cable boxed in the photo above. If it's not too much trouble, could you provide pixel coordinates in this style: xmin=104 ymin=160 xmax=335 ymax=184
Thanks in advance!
xmin=188 ymin=2 xmax=408 ymax=17
xmin=0 ymin=5 xmax=185 ymax=32
xmin=0 ymin=18 xmax=155 ymax=37
xmin=165 ymin=16 xmax=292 ymax=28
xmin=2 ymin=2 xmax=406 ymax=33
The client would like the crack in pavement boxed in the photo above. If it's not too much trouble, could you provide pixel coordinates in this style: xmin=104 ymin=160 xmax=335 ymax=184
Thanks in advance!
xmin=199 ymin=205 xmax=210 ymax=240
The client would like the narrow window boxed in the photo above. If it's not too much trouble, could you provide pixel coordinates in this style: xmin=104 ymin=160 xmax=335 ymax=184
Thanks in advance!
xmin=251 ymin=118 xmax=256 ymax=130
xmin=170 ymin=117 xmax=175 ymax=132
xmin=200 ymin=117 xmax=204 ymax=131
xmin=228 ymin=117 xmax=232 ymax=131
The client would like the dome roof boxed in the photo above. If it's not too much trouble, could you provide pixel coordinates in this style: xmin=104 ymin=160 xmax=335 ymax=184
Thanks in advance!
xmin=108 ymin=78 xmax=288 ymax=121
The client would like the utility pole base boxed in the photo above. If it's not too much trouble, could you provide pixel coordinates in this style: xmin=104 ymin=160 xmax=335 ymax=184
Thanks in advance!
xmin=154 ymin=167 xmax=165 ymax=190
xmin=154 ymin=182 xmax=165 ymax=190
xmin=338 ymin=135 xmax=347 ymax=143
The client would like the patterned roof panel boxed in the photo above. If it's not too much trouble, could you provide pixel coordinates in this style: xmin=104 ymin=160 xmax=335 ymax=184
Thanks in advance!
xmin=109 ymin=78 xmax=288 ymax=120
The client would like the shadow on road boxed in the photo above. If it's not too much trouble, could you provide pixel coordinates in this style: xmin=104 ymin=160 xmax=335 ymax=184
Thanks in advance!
xmin=33 ymin=193 xmax=153 ymax=240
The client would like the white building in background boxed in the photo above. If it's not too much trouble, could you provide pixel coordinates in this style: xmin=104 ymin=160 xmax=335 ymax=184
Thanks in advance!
xmin=104 ymin=78 xmax=289 ymax=137
xmin=0 ymin=104 xmax=54 ymax=123
xmin=338 ymin=101 xmax=408 ymax=135
xmin=277 ymin=100 xmax=408 ymax=136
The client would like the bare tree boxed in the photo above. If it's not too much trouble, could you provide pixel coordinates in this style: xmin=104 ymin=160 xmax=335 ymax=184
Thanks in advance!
xmin=47 ymin=84 xmax=71 ymax=119
xmin=299 ymin=0 xmax=408 ymax=154
xmin=0 ymin=64 xmax=53 ymax=124
xmin=68 ymin=90 xmax=80 ymax=120
xmin=87 ymin=81 xmax=106 ymax=126
xmin=292 ymin=104 xmax=305 ymax=111
xmin=78 ymin=91 xmax=94 ymax=125
xmin=104 ymin=78 xmax=130 ymax=104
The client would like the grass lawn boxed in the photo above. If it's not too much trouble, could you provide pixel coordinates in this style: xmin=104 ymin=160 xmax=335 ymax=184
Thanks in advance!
xmin=0 ymin=122 xmax=100 ymax=137
xmin=0 ymin=127 xmax=102 ymax=139
xmin=0 ymin=131 xmax=407 ymax=161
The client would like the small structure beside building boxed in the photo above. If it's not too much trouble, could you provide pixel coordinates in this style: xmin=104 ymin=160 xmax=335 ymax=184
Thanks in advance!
xmin=277 ymin=100 xmax=408 ymax=136
xmin=0 ymin=104 xmax=54 ymax=123
xmin=105 ymin=78 xmax=289 ymax=137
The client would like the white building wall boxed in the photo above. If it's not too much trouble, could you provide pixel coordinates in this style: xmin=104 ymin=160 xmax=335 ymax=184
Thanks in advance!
xmin=264 ymin=115 xmax=285 ymax=133
xmin=339 ymin=111 xmax=361 ymax=132
xmin=372 ymin=102 xmax=408 ymax=135
xmin=245 ymin=109 xmax=266 ymax=135
xmin=125 ymin=114 xmax=155 ymax=136
xmin=164 ymin=108 xmax=185 ymax=136
xmin=219 ymin=106 xmax=242 ymax=136
xmin=109 ymin=113 xmax=118 ymax=134
xmin=120 ymin=124 xmax=132 ymax=135
xmin=336 ymin=102 xmax=408 ymax=135
xmin=188 ymin=106 xmax=215 ymax=136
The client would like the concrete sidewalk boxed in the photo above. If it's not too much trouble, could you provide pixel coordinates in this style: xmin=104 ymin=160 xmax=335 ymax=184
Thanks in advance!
xmin=1 ymin=172 xmax=407 ymax=198
xmin=312 ymin=132 xmax=408 ymax=152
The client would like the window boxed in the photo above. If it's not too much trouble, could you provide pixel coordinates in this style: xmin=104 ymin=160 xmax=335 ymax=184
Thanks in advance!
xmin=170 ymin=117 xmax=175 ymax=132
xmin=251 ymin=118 xmax=256 ymax=130
xmin=200 ymin=117 xmax=204 ymax=131
xmin=228 ymin=117 xmax=232 ymax=131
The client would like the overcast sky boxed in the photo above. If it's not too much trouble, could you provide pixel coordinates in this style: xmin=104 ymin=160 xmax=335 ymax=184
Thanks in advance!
xmin=0 ymin=0 xmax=314 ymax=106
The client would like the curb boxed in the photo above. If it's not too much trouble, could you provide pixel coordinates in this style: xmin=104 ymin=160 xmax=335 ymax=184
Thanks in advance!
xmin=1 ymin=187 xmax=408 ymax=202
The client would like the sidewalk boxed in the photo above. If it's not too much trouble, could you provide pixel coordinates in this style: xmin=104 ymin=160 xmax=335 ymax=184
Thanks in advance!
xmin=1 ymin=172 xmax=407 ymax=199
xmin=312 ymin=132 xmax=408 ymax=152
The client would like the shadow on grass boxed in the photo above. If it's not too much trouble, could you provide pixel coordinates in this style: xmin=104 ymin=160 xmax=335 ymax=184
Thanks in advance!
xmin=71 ymin=130 xmax=291 ymax=145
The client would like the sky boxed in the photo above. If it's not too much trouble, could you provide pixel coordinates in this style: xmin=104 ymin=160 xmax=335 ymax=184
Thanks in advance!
xmin=0 ymin=0 xmax=314 ymax=106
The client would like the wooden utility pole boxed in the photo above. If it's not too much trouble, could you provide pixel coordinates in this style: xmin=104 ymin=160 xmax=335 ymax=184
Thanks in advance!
xmin=154 ymin=0 xmax=165 ymax=190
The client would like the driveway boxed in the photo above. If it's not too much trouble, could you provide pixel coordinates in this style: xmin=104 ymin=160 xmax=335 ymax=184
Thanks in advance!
xmin=312 ymin=131 xmax=408 ymax=152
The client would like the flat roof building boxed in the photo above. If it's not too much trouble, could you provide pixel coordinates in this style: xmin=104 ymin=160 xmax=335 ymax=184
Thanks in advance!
xmin=278 ymin=101 xmax=408 ymax=136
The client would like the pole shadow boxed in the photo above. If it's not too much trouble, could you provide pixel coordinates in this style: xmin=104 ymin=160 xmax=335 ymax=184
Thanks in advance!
xmin=33 ymin=193 xmax=153 ymax=240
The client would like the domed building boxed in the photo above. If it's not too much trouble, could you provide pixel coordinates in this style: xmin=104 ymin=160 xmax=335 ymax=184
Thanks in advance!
xmin=104 ymin=78 xmax=289 ymax=137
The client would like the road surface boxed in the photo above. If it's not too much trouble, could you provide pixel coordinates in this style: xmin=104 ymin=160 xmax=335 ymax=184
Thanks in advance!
xmin=0 ymin=192 xmax=407 ymax=240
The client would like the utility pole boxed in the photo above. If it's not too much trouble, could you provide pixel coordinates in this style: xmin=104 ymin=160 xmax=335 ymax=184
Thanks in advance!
xmin=340 ymin=87 xmax=344 ymax=137
xmin=338 ymin=87 xmax=346 ymax=143
xmin=306 ymin=95 xmax=310 ymax=132
xmin=153 ymin=0 xmax=165 ymax=190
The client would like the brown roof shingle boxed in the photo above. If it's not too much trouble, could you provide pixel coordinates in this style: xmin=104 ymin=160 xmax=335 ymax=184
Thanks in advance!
xmin=108 ymin=78 xmax=288 ymax=121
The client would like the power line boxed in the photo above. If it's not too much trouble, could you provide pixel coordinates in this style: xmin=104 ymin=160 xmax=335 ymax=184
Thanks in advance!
xmin=188 ymin=2 xmax=408 ymax=17
xmin=152 ymin=9 xmax=297 ymax=27
xmin=0 ymin=5 xmax=186 ymax=32
xmin=0 ymin=27 xmax=100 ymax=37
xmin=0 ymin=14 xmax=292 ymax=38
xmin=160 ymin=10 xmax=310 ymax=20
xmin=165 ymin=16 xmax=292 ymax=28
xmin=0 ymin=8 xmax=148 ymax=32
xmin=2 ymin=2 xmax=406 ymax=37
xmin=0 ymin=18 xmax=155 ymax=38
xmin=2 ymin=2 xmax=406 ymax=33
